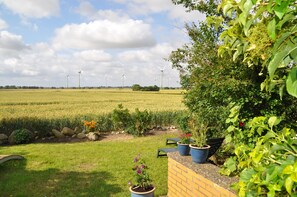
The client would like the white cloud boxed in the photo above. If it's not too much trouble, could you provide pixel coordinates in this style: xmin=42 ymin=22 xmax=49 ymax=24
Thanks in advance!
xmin=114 ymin=0 xmax=205 ymax=22
xmin=0 ymin=18 xmax=7 ymax=30
xmin=75 ymin=1 xmax=129 ymax=21
xmin=53 ymin=19 xmax=155 ymax=50
xmin=0 ymin=0 xmax=60 ymax=18
xmin=0 ymin=31 xmax=28 ymax=57
xmin=74 ymin=50 xmax=112 ymax=62
xmin=118 ymin=43 xmax=174 ymax=63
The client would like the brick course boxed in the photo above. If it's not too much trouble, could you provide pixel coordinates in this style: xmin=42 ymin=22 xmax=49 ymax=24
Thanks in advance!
xmin=168 ymin=156 xmax=237 ymax=197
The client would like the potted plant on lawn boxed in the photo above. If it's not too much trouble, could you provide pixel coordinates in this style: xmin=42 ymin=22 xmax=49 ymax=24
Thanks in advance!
xmin=129 ymin=154 xmax=155 ymax=197
xmin=189 ymin=118 xmax=210 ymax=163
xmin=177 ymin=132 xmax=191 ymax=156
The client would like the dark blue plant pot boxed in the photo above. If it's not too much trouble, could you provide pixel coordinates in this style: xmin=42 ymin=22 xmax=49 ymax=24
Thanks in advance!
xmin=130 ymin=186 xmax=155 ymax=197
xmin=189 ymin=144 xmax=210 ymax=163
xmin=177 ymin=142 xmax=190 ymax=156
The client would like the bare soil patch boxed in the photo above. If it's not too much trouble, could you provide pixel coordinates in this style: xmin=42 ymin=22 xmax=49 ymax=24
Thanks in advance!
xmin=34 ymin=128 xmax=179 ymax=144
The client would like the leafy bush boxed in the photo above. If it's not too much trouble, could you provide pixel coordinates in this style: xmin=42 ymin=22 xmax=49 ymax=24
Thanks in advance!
xmin=127 ymin=109 xmax=152 ymax=136
xmin=11 ymin=129 xmax=33 ymax=144
xmin=111 ymin=104 xmax=133 ymax=131
xmin=132 ymin=84 xmax=141 ymax=91
xmin=220 ymin=106 xmax=297 ymax=196
xmin=131 ymin=84 xmax=160 ymax=91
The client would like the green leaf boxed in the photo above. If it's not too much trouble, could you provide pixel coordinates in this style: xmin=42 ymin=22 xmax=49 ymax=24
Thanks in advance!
xmin=268 ymin=116 xmax=280 ymax=128
xmin=274 ymin=0 xmax=290 ymax=19
xmin=272 ymin=32 xmax=292 ymax=54
xmin=263 ymin=131 xmax=276 ymax=141
xmin=267 ymin=19 xmax=276 ymax=40
xmin=277 ymin=12 xmax=295 ymax=29
xmin=238 ymin=13 xmax=247 ymax=26
xmin=291 ymin=172 xmax=297 ymax=182
xmin=223 ymin=3 xmax=233 ymax=16
xmin=268 ymin=49 xmax=288 ymax=78
xmin=285 ymin=176 xmax=293 ymax=195
xmin=283 ymin=165 xmax=293 ymax=175
xmin=240 ymin=168 xmax=256 ymax=182
xmin=286 ymin=67 xmax=297 ymax=98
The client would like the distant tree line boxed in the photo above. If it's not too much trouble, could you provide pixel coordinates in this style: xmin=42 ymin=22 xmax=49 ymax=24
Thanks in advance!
xmin=131 ymin=84 xmax=160 ymax=91
xmin=0 ymin=85 xmax=180 ymax=90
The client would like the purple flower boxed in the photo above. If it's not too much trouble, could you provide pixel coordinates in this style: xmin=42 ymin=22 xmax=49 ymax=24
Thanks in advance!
xmin=134 ymin=157 xmax=139 ymax=163
xmin=137 ymin=168 xmax=142 ymax=174
xmin=141 ymin=164 xmax=145 ymax=169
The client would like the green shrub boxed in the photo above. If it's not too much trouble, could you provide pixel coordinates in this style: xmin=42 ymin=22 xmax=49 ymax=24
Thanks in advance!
xmin=11 ymin=129 xmax=33 ymax=144
xmin=127 ymin=109 xmax=152 ymax=136
xmin=111 ymin=104 xmax=133 ymax=131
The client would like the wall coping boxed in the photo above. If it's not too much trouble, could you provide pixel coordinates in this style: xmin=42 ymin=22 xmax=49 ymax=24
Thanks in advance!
xmin=168 ymin=152 xmax=239 ymax=194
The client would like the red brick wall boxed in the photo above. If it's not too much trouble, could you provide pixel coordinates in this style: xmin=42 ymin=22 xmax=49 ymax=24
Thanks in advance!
xmin=168 ymin=157 xmax=237 ymax=197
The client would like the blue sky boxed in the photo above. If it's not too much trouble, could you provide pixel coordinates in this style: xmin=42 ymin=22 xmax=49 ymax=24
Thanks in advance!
xmin=0 ymin=0 xmax=205 ymax=87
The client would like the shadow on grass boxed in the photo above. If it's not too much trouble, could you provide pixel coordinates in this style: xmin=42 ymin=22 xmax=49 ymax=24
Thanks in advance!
xmin=0 ymin=159 xmax=123 ymax=196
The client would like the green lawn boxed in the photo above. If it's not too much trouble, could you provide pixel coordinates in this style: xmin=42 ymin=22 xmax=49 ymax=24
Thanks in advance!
xmin=0 ymin=133 xmax=177 ymax=196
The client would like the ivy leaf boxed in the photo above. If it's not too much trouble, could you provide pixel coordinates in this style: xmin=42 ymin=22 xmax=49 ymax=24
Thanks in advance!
xmin=267 ymin=19 xmax=276 ymax=40
xmin=286 ymin=67 xmax=297 ymax=98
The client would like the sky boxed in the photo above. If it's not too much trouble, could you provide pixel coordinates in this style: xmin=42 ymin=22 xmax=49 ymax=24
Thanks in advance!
xmin=0 ymin=0 xmax=205 ymax=87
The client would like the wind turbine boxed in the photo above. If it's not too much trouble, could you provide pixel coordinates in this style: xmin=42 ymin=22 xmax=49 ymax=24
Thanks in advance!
xmin=121 ymin=73 xmax=126 ymax=88
xmin=159 ymin=66 xmax=166 ymax=89
xmin=78 ymin=71 xmax=82 ymax=88
xmin=66 ymin=75 xmax=69 ymax=88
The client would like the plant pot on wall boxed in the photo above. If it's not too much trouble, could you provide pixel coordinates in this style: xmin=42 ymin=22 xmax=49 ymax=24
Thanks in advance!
xmin=177 ymin=142 xmax=190 ymax=156
xmin=189 ymin=144 xmax=210 ymax=164
xmin=129 ymin=186 xmax=155 ymax=197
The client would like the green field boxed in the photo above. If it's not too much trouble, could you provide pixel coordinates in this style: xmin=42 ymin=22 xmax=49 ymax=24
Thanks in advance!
xmin=0 ymin=89 xmax=185 ymax=119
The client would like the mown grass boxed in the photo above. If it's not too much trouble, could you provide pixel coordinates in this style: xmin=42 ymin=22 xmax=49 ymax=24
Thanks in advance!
xmin=0 ymin=89 xmax=185 ymax=119
xmin=0 ymin=133 xmax=177 ymax=196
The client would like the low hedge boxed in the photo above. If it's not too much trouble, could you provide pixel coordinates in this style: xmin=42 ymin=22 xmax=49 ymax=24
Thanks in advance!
xmin=0 ymin=110 xmax=186 ymax=137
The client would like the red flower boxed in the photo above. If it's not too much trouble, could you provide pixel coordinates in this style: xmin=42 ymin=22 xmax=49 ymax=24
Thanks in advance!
xmin=239 ymin=122 xmax=244 ymax=127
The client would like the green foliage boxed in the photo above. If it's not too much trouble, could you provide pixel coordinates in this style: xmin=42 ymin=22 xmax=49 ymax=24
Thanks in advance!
xmin=131 ymin=84 xmax=141 ymax=91
xmin=127 ymin=109 xmax=152 ymax=137
xmin=177 ymin=112 xmax=190 ymax=133
xmin=131 ymin=85 xmax=160 ymax=92
xmin=217 ymin=0 xmax=297 ymax=98
xmin=171 ymin=0 xmax=220 ymax=16
xmin=189 ymin=117 xmax=208 ymax=147
xmin=111 ymin=104 xmax=133 ymax=131
xmin=221 ymin=107 xmax=297 ymax=196
xmin=12 ymin=129 xmax=33 ymax=144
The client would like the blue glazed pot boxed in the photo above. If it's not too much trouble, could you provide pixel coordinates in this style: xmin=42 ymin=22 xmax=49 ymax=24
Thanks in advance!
xmin=189 ymin=144 xmax=210 ymax=163
xmin=130 ymin=186 xmax=155 ymax=197
xmin=177 ymin=142 xmax=190 ymax=156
